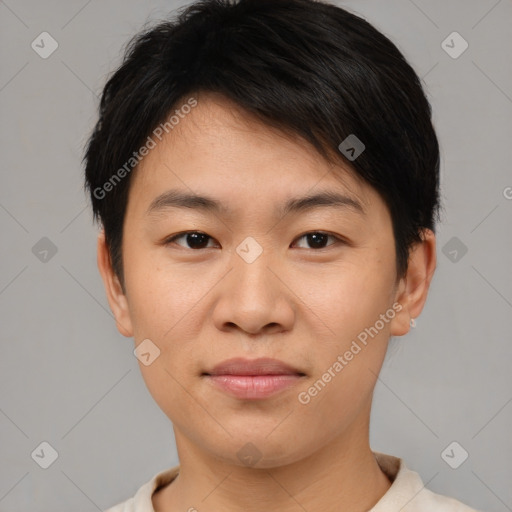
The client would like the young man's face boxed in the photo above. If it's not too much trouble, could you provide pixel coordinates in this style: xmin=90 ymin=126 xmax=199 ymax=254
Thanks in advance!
xmin=99 ymin=93 xmax=430 ymax=467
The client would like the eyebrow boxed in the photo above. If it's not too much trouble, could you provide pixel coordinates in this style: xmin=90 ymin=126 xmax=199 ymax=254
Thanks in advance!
xmin=146 ymin=189 xmax=365 ymax=217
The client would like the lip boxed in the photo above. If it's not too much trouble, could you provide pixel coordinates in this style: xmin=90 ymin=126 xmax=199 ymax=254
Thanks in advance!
xmin=206 ymin=357 xmax=304 ymax=376
xmin=203 ymin=357 xmax=306 ymax=400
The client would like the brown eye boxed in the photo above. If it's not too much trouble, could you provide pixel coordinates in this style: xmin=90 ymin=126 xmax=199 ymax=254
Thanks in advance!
xmin=165 ymin=231 xmax=216 ymax=249
xmin=293 ymin=232 xmax=340 ymax=249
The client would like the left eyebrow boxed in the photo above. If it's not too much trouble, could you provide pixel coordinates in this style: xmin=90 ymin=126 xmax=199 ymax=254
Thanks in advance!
xmin=278 ymin=190 xmax=365 ymax=217
xmin=146 ymin=189 xmax=365 ymax=217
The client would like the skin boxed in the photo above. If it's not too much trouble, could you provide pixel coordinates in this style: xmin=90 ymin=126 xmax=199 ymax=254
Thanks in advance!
xmin=98 ymin=92 xmax=436 ymax=512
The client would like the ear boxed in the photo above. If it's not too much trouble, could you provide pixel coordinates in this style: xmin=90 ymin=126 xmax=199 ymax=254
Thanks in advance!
xmin=97 ymin=229 xmax=134 ymax=337
xmin=390 ymin=229 xmax=437 ymax=336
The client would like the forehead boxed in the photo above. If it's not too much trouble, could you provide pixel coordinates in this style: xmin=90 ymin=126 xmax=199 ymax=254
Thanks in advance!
xmin=127 ymin=93 xmax=378 ymax=217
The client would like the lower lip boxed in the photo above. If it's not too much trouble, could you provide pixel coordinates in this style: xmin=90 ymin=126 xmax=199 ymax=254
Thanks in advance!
xmin=206 ymin=374 xmax=303 ymax=399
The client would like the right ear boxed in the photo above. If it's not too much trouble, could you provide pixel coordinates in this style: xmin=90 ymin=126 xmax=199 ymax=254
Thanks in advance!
xmin=97 ymin=229 xmax=134 ymax=337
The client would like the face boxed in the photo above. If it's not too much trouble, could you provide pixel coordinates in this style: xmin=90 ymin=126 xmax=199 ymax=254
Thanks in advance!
xmin=99 ymin=93 xmax=431 ymax=468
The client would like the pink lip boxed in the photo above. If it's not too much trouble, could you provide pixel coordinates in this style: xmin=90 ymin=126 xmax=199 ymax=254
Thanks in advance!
xmin=204 ymin=357 xmax=305 ymax=400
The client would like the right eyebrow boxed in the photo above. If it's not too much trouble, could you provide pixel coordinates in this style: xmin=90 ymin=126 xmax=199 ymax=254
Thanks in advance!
xmin=146 ymin=189 xmax=229 ymax=216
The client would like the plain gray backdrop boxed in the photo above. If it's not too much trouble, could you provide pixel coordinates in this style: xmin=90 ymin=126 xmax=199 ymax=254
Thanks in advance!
xmin=1 ymin=0 xmax=511 ymax=511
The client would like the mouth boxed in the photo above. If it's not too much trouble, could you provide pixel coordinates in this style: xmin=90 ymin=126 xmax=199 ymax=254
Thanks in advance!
xmin=202 ymin=357 xmax=306 ymax=400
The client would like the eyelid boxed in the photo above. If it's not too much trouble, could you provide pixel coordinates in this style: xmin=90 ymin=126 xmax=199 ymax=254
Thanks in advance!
xmin=163 ymin=231 xmax=219 ymax=248
xmin=291 ymin=231 xmax=346 ymax=249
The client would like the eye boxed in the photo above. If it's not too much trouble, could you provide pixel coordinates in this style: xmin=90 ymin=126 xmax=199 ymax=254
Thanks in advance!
xmin=163 ymin=231 xmax=218 ymax=250
xmin=292 ymin=231 xmax=342 ymax=249
xmin=163 ymin=230 xmax=343 ymax=250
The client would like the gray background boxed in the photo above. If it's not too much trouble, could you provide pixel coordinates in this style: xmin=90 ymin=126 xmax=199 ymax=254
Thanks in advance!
xmin=0 ymin=0 xmax=511 ymax=510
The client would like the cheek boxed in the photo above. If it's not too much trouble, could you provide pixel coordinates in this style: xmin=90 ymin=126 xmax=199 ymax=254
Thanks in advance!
xmin=126 ymin=263 xmax=207 ymax=422
xmin=123 ymin=243 xmax=204 ymax=339
xmin=123 ymin=247 xmax=219 ymax=393
xmin=295 ymin=255 xmax=396 ymax=341
xmin=292 ymin=252 xmax=395 ymax=398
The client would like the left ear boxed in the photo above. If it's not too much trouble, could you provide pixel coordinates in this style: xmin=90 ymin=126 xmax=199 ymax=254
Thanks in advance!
xmin=390 ymin=228 xmax=437 ymax=336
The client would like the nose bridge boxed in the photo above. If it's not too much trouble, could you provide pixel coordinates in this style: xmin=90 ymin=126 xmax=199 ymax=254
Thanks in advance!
xmin=235 ymin=234 xmax=267 ymax=265
xmin=211 ymin=235 xmax=294 ymax=334
xmin=232 ymin=235 xmax=276 ymax=306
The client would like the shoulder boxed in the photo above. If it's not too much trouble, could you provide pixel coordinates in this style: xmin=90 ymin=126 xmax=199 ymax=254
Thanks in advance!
xmin=371 ymin=452 xmax=480 ymax=512
xmin=103 ymin=465 xmax=180 ymax=512
xmin=104 ymin=498 xmax=134 ymax=512
xmin=413 ymin=487 xmax=480 ymax=512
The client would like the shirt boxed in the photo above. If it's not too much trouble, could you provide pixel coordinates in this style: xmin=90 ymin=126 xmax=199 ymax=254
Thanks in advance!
xmin=104 ymin=451 xmax=479 ymax=511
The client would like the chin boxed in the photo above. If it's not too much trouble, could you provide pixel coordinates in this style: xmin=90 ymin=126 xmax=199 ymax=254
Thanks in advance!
xmin=203 ymin=428 xmax=318 ymax=469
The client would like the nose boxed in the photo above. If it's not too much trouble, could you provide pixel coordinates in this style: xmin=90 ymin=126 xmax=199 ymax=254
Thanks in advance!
xmin=211 ymin=245 xmax=295 ymax=336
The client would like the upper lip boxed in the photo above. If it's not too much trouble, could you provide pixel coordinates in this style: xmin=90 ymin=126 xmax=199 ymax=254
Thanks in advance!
xmin=204 ymin=357 xmax=305 ymax=376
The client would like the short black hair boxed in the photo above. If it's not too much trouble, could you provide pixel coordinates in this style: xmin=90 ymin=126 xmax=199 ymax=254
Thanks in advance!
xmin=84 ymin=0 xmax=440 ymax=290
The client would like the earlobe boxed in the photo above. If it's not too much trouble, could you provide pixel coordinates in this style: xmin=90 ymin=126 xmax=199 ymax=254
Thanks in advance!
xmin=96 ymin=230 xmax=134 ymax=338
xmin=390 ymin=229 xmax=437 ymax=337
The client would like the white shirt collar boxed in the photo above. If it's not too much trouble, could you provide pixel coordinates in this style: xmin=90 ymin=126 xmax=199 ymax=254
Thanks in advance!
xmin=104 ymin=451 xmax=478 ymax=511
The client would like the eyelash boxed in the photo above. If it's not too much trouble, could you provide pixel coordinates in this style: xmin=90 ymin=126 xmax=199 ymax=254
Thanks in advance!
xmin=163 ymin=231 xmax=345 ymax=250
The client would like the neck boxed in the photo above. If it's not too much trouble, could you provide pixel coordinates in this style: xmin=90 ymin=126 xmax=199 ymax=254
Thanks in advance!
xmin=153 ymin=406 xmax=391 ymax=512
